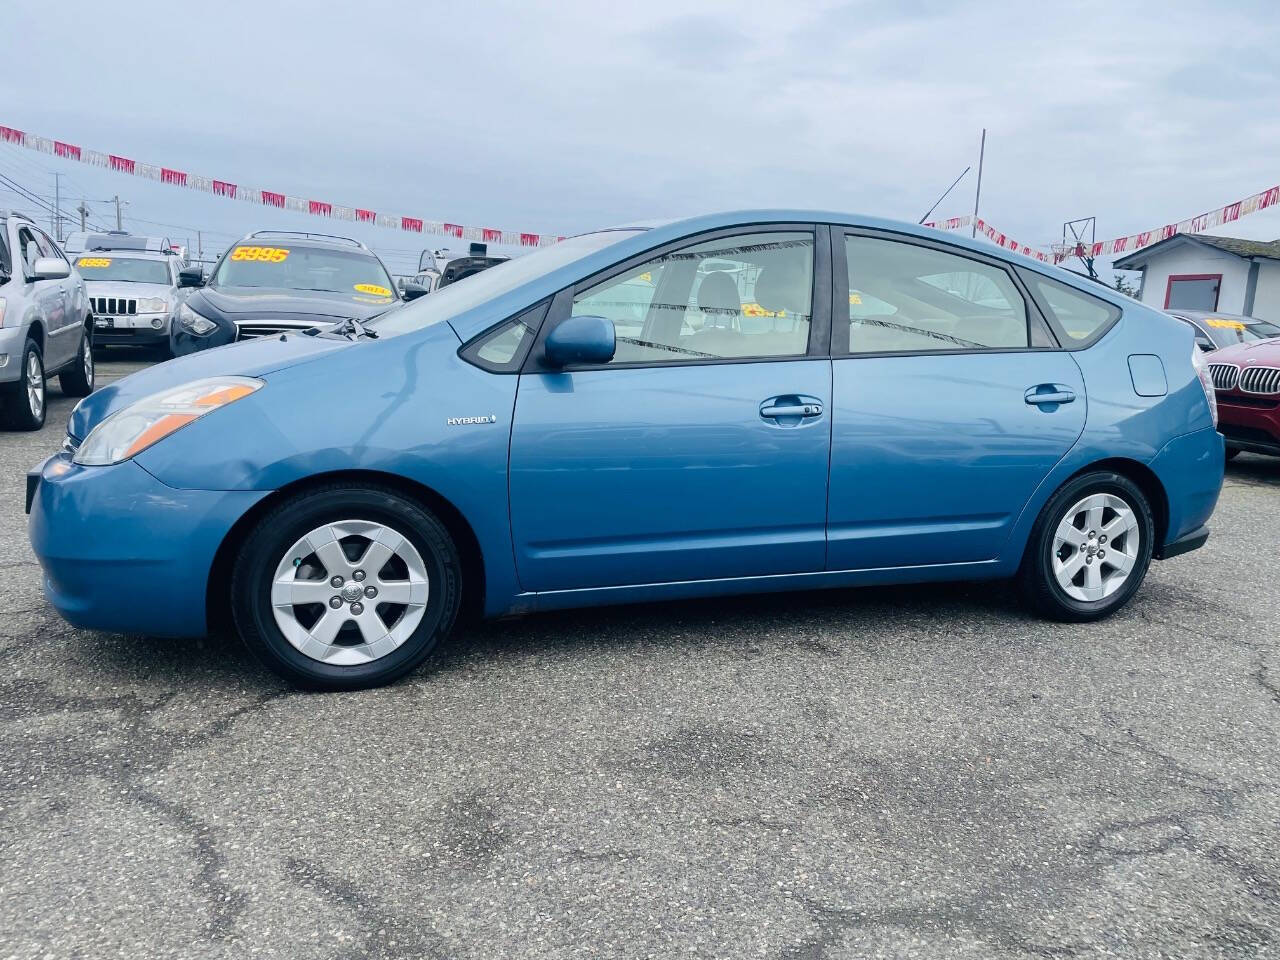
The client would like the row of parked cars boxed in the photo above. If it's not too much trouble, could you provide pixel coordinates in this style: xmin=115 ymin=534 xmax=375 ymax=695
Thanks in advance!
xmin=0 ymin=212 xmax=507 ymax=429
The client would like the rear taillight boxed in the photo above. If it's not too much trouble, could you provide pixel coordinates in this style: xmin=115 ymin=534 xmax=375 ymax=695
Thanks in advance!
xmin=1191 ymin=346 xmax=1218 ymax=428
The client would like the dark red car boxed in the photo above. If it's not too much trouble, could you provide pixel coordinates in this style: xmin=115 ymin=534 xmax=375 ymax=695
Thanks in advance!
xmin=1207 ymin=337 xmax=1280 ymax=459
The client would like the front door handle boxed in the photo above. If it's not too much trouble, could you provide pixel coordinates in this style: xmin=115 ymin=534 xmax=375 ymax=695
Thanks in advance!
xmin=1024 ymin=385 xmax=1076 ymax=406
xmin=761 ymin=403 xmax=822 ymax=418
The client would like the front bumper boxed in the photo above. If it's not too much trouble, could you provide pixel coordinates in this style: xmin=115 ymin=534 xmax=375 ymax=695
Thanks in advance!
xmin=0 ymin=326 xmax=25 ymax=385
xmin=27 ymin=453 xmax=267 ymax=637
xmin=93 ymin=313 xmax=170 ymax=346
xmin=1216 ymin=393 xmax=1280 ymax=456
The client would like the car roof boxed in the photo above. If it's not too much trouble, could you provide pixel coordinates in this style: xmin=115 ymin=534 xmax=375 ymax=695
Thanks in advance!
xmin=236 ymin=231 xmax=373 ymax=253
xmin=79 ymin=249 xmax=172 ymax=261
xmin=1168 ymin=309 xmax=1264 ymax=323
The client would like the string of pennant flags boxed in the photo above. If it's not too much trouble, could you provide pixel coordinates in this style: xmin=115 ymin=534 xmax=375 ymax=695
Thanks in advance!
xmin=0 ymin=123 xmax=564 ymax=248
xmin=4 ymin=122 xmax=1277 ymax=263
xmin=925 ymin=181 xmax=1280 ymax=265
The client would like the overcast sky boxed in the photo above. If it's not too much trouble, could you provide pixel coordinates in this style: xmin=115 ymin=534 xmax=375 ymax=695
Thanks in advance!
xmin=3 ymin=0 xmax=1278 ymax=275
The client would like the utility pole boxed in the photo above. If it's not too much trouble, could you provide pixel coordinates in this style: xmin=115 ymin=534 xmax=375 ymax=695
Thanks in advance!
xmin=77 ymin=199 xmax=90 ymax=232
xmin=971 ymin=128 xmax=986 ymax=239
xmin=53 ymin=174 xmax=62 ymax=242
xmin=197 ymin=230 xmax=203 ymax=260
xmin=113 ymin=195 xmax=124 ymax=230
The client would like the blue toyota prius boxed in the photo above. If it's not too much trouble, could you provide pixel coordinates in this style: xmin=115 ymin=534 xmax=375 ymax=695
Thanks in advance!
xmin=27 ymin=211 xmax=1225 ymax=689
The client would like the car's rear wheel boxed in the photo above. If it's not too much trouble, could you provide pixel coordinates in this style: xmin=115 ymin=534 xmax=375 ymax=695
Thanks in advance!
xmin=59 ymin=328 xmax=95 ymax=397
xmin=2 ymin=339 xmax=46 ymax=431
xmin=1019 ymin=471 xmax=1153 ymax=622
xmin=231 ymin=485 xmax=461 ymax=690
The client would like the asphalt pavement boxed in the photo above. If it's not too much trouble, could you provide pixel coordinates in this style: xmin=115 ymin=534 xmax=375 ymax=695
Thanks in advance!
xmin=2 ymin=351 xmax=1279 ymax=959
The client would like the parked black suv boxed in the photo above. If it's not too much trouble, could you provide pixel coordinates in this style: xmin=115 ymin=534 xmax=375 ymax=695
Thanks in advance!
xmin=172 ymin=231 xmax=425 ymax=355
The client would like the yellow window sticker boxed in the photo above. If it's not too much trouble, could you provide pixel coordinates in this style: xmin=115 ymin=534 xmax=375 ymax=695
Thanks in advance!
xmin=230 ymin=246 xmax=289 ymax=263
xmin=353 ymin=283 xmax=392 ymax=297
xmin=849 ymin=292 xmax=863 ymax=305
xmin=742 ymin=302 xmax=785 ymax=318
xmin=1205 ymin=318 xmax=1245 ymax=330
xmin=77 ymin=257 xmax=111 ymax=268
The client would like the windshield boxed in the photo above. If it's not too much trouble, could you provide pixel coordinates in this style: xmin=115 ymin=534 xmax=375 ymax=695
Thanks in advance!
xmin=212 ymin=244 xmax=396 ymax=300
xmin=372 ymin=230 xmax=644 ymax=337
xmin=75 ymin=256 xmax=171 ymax=284
xmin=1201 ymin=316 xmax=1280 ymax=347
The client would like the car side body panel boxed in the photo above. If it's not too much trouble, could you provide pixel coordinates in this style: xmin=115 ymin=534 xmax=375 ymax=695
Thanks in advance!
xmin=135 ymin=323 xmax=526 ymax=621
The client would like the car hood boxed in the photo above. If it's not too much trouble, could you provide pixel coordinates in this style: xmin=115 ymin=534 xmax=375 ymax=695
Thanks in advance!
xmin=83 ymin=280 xmax=173 ymax=299
xmin=1208 ymin=337 xmax=1280 ymax=364
xmin=68 ymin=333 xmax=352 ymax=441
xmin=196 ymin=285 xmax=398 ymax=321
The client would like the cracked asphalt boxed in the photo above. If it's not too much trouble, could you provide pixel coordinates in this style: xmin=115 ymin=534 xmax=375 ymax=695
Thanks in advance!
xmin=2 ymin=350 xmax=1279 ymax=959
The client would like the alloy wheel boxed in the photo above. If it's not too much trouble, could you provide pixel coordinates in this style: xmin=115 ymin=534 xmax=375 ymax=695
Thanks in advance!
xmin=83 ymin=337 xmax=94 ymax=384
xmin=1051 ymin=492 xmax=1140 ymax=602
xmin=26 ymin=351 xmax=44 ymax=420
xmin=270 ymin=519 xmax=430 ymax=666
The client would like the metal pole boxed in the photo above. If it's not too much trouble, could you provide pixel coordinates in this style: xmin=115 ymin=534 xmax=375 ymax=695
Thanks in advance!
xmin=114 ymin=195 xmax=123 ymax=230
xmin=971 ymin=128 xmax=986 ymax=238
xmin=918 ymin=166 xmax=970 ymax=225
xmin=53 ymin=173 xmax=61 ymax=240
xmin=78 ymin=199 xmax=88 ymax=231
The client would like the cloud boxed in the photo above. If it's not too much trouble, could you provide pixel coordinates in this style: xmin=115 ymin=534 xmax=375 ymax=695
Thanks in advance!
xmin=2 ymin=0 xmax=1278 ymax=267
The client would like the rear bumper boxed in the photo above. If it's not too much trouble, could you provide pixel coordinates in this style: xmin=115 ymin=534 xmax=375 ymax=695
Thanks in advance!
xmin=27 ymin=453 xmax=267 ymax=637
xmin=1153 ymin=524 xmax=1209 ymax=560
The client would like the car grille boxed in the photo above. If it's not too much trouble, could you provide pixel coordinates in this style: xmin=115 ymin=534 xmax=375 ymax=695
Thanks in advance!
xmin=236 ymin=323 xmax=297 ymax=340
xmin=1208 ymin=363 xmax=1239 ymax=390
xmin=1239 ymin=365 xmax=1280 ymax=395
xmin=90 ymin=296 xmax=137 ymax=316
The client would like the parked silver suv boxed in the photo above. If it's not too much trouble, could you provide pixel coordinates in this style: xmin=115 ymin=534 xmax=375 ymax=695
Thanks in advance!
xmin=0 ymin=211 xmax=95 ymax=430
xmin=74 ymin=242 xmax=187 ymax=356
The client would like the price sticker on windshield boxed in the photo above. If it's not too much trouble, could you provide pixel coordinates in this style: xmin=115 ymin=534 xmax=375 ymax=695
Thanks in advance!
xmin=1206 ymin=318 xmax=1245 ymax=331
xmin=230 ymin=246 xmax=289 ymax=263
xmin=78 ymin=257 xmax=111 ymax=268
xmin=353 ymin=283 xmax=392 ymax=297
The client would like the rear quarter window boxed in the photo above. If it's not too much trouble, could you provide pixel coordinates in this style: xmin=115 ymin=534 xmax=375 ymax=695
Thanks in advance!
xmin=1026 ymin=273 xmax=1120 ymax=345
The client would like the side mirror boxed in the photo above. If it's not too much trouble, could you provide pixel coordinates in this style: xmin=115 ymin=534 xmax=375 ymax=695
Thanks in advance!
xmin=401 ymin=282 xmax=429 ymax=301
xmin=544 ymin=314 xmax=615 ymax=368
xmin=178 ymin=266 xmax=205 ymax=288
xmin=33 ymin=257 xmax=71 ymax=281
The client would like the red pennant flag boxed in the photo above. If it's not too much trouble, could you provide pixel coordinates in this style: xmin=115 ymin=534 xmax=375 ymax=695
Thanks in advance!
xmin=0 ymin=125 xmax=23 ymax=144
xmin=482 ymin=228 xmax=501 ymax=243
xmin=161 ymin=168 xmax=187 ymax=187
xmin=401 ymin=216 xmax=424 ymax=232
xmin=1222 ymin=202 xmax=1242 ymax=223
xmin=355 ymin=208 xmax=376 ymax=223
xmin=309 ymin=200 xmax=333 ymax=217
xmin=212 ymin=180 xmax=237 ymax=198
xmin=443 ymin=223 xmax=463 ymax=238
xmin=261 ymin=190 xmax=286 ymax=208
xmin=109 ymin=155 xmax=136 ymax=174
xmin=54 ymin=141 xmax=81 ymax=161
xmin=1261 ymin=186 xmax=1280 ymax=210
xmin=520 ymin=233 xmax=539 ymax=247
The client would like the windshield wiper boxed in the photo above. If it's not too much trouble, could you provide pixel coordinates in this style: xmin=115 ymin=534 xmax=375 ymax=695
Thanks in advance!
xmin=319 ymin=316 xmax=379 ymax=341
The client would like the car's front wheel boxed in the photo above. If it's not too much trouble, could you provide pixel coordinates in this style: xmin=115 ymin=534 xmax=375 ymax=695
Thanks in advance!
xmin=1 ymin=338 xmax=46 ymax=431
xmin=231 ymin=485 xmax=462 ymax=690
xmin=1019 ymin=471 xmax=1154 ymax=622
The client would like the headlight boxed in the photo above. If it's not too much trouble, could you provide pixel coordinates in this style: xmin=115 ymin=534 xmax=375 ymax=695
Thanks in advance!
xmin=138 ymin=297 xmax=169 ymax=313
xmin=178 ymin=302 xmax=218 ymax=336
xmin=74 ymin=377 xmax=263 ymax=466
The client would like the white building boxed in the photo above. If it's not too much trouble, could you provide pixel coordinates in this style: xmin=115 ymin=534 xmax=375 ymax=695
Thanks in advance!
xmin=1112 ymin=235 xmax=1280 ymax=321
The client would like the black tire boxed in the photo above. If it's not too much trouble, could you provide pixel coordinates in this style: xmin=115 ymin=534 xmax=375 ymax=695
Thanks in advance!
xmin=58 ymin=328 xmax=95 ymax=397
xmin=1 ymin=338 xmax=46 ymax=431
xmin=230 ymin=484 xmax=462 ymax=690
xmin=1224 ymin=446 xmax=1241 ymax=462
xmin=1018 ymin=471 xmax=1154 ymax=623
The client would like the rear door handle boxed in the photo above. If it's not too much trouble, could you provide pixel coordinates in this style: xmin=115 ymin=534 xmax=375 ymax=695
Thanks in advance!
xmin=1024 ymin=385 xmax=1076 ymax=406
